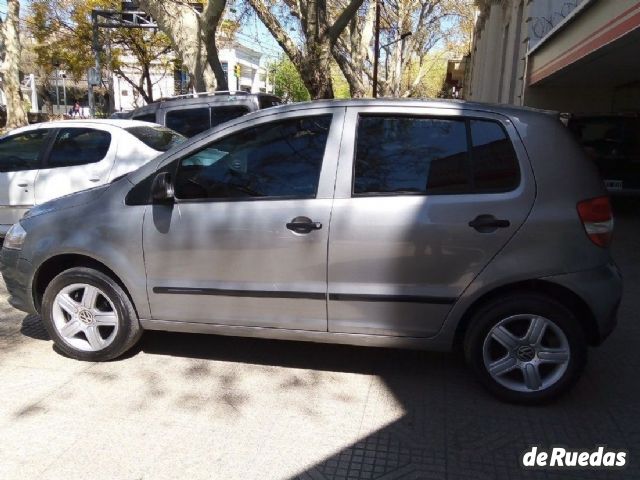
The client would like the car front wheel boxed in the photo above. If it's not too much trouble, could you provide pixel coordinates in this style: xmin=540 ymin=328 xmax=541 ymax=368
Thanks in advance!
xmin=464 ymin=293 xmax=587 ymax=404
xmin=41 ymin=267 xmax=142 ymax=361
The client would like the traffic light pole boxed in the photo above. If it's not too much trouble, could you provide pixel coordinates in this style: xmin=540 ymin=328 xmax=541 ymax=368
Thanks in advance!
xmin=89 ymin=7 xmax=158 ymax=117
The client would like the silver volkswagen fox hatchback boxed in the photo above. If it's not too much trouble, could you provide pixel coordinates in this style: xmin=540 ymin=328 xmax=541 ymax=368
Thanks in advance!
xmin=0 ymin=100 xmax=622 ymax=403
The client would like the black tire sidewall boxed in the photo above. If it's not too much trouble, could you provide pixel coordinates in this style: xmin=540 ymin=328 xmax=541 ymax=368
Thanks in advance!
xmin=41 ymin=267 xmax=140 ymax=361
xmin=464 ymin=294 xmax=587 ymax=404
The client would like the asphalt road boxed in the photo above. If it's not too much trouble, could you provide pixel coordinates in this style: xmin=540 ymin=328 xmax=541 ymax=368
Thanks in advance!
xmin=1 ymin=202 xmax=639 ymax=480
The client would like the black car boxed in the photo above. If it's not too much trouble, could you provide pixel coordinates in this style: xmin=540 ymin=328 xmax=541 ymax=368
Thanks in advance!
xmin=567 ymin=114 xmax=640 ymax=195
xmin=127 ymin=91 xmax=281 ymax=138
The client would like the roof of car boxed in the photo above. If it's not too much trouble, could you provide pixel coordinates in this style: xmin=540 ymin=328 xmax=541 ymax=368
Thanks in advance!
xmin=130 ymin=91 xmax=279 ymax=113
xmin=266 ymin=98 xmax=559 ymax=117
xmin=7 ymin=119 xmax=162 ymax=134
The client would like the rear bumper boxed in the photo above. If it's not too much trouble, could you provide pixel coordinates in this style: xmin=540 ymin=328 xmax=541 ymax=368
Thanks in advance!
xmin=543 ymin=261 xmax=622 ymax=345
xmin=0 ymin=247 xmax=37 ymax=314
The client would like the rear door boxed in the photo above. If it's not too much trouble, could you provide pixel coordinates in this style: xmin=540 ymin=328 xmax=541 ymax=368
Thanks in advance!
xmin=327 ymin=106 xmax=535 ymax=337
xmin=35 ymin=126 xmax=116 ymax=204
xmin=0 ymin=129 xmax=50 ymax=231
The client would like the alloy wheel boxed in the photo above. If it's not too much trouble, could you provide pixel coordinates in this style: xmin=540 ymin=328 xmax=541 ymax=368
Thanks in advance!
xmin=51 ymin=283 xmax=119 ymax=352
xmin=482 ymin=314 xmax=570 ymax=392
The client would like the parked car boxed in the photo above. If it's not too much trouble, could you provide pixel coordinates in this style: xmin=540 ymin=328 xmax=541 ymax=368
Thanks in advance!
xmin=0 ymin=100 xmax=621 ymax=403
xmin=567 ymin=113 xmax=640 ymax=195
xmin=0 ymin=119 xmax=185 ymax=237
xmin=128 ymin=91 xmax=281 ymax=138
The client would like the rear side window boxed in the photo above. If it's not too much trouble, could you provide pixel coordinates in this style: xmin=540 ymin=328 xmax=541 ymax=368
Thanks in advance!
xmin=470 ymin=120 xmax=520 ymax=192
xmin=353 ymin=115 xmax=519 ymax=196
xmin=47 ymin=128 xmax=111 ymax=167
xmin=0 ymin=130 xmax=48 ymax=172
xmin=126 ymin=126 xmax=186 ymax=152
xmin=210 ymin=106 xmax=250 ymax=129
xmin=259 ymin=97 xmax=281 ymax=109
xmin=132 ymin=113 xmax=156 ymax=123
xmin=166 ymin=108 xmax=210 ymax=137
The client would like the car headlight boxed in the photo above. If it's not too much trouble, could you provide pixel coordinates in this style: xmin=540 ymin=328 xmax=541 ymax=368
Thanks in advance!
xmin=3 ymin=223 xmax=27 ymax=250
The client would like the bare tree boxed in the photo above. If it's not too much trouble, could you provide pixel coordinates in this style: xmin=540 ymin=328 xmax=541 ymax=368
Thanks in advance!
xmin=334 ymin=0 xmax=474 ymax=98
xmin=138 ymin=0 xmax=229 ymax=92
xmin=247 ymin=0 xmax=365 ymax=99
xmin=1 ymin=0 xmax=29 ymax=128
xmin=333 ymin=1 xmax=375 ymax=97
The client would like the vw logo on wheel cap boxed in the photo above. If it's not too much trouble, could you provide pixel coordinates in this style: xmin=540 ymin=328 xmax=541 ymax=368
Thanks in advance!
xmin=516 ymin=345 xmax=536 ymax=362
xmin=78 ymin=309 xmax=95 ymax=325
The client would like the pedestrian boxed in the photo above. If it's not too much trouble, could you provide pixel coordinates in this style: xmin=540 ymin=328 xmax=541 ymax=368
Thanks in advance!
xmin=71 ymin=101 xmax=81 ymax=118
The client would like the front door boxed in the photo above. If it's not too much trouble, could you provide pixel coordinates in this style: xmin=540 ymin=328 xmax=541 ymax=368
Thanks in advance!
xmin=0 ymin=129 xmax=50 ymax=231
xmin=143 ymin=108 xmax=344 ymax=330
xmin=35 ymin=127 xmax=116 ymax=204
xmin=328 ymin=107 xmax=535 ymax=337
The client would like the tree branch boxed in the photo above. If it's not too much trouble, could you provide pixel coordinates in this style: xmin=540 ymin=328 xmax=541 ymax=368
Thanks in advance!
xmin=327 ymin=0 xmax=366 ymax=42
xmin=247 ymin=0 xmax=303 ymax=64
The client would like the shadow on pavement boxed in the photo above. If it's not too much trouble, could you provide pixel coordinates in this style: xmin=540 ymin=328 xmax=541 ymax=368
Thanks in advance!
xmin=13 ymin=204 xmax=640 ymax=480
xmin=137 ymin=208 xmax=640 ymax=480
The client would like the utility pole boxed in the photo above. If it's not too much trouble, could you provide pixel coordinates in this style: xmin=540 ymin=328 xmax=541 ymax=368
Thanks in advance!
xmin=372 ymin=0 xmax=381 ymax=98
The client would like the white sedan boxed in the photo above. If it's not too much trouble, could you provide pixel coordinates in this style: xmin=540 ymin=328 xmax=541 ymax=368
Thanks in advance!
xmin=0 ymin=119 xmax=185 ymax=236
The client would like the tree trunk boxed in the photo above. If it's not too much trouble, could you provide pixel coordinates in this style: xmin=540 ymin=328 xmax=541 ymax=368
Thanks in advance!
xmin=247 ymin=0 xmax=364 ymax=100
xmin=202 ymin=0 xmax=229 ymax=91
xmin=137 ymin=0 xmax=217 ymax=92
xmin=2 ymin=0 xmax=28 ymax=128
xmin=333 ymin=5 xmax=374 ymax=98
xmin=300 ymin=47 xmax=335 ymax=99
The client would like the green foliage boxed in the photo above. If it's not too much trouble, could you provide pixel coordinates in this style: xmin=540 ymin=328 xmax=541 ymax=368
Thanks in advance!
xmin=268 ymin=56 xmax=310 ymax=103
xmin=331 ymin=63 xmax=351 ymax=99
xmin=27 ymin=0 xmax=173 ymax=102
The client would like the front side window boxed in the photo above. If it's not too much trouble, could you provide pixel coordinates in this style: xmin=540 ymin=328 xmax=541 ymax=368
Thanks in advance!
xmin=210 ymin=106 xmax=250 ymax=129
xmin=166 ymin=108 xmax=210 ymax=137
xmin=353 ymin=115 xmax=519 ymax=196
xmin=47 ymin=128 xmax=111 ymax=167
xmin=0 ymin=130 xmax=49 ymax=172
xmin=174 ymin=115 xmax=332 ymax=200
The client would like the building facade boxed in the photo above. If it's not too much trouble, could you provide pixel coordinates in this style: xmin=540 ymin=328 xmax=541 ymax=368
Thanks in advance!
xmin=465 ymin=0 xmax=640 ymax=113
xmin=113 ymin=43 xmax=273 ymax=112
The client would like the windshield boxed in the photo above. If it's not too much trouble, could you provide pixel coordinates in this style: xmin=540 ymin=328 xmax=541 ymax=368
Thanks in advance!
xmin=125 ymin=125 xmax=186 ymax=152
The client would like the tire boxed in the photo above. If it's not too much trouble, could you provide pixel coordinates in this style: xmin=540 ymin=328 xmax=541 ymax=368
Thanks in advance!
xmin=463 ymin=293 xmax=587 ymax=404
xmin=41 ymin=267 xmax=142 ymax=361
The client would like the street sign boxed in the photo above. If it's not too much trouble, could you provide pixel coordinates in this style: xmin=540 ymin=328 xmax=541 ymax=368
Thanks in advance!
xmin=88 ymin=67 xmax=101 ymax=86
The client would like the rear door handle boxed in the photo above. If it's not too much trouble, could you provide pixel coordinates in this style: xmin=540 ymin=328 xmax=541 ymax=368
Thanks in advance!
xmin=469 ymin=214 xmax=510 ymax=233
xmin=89 ymin=178 xmax=101 ymax=183
xmin=286 ymin=216 xmax=322 ymax=234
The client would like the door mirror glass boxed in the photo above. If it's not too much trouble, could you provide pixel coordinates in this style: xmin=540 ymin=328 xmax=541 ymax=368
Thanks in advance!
xmin=151 ymin=171 xmax=174 ymax=202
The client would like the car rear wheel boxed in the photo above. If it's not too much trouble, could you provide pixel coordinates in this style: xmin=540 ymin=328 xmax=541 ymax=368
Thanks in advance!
xmin=464 ymin=293 xmax=587 ymax=404
xmin=41 ymin=267 xmax=142 ymax=361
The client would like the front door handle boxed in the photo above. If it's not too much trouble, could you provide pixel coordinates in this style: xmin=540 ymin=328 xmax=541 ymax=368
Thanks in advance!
xmin=89 ymin=177 xmax=101 ymax=183
xmin=469 ymin=214 xmax=510 ymax=233
xmin=17 ymin=182 xmax=28 ymax=188
xmin=286 ymin=216 xmax=322 ymax=234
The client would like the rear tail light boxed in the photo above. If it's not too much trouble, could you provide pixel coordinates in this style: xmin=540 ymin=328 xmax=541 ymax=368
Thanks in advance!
xmin=577 ymin=196 xmax=613 ymax=247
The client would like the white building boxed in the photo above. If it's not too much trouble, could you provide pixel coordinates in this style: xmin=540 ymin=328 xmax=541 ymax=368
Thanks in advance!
xmin=113 ymin=43 xmax=273 ymax=112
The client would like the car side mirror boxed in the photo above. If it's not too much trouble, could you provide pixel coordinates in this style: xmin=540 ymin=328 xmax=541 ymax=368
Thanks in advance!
xmin=151 ymin=172 xmax=174 ymax=203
